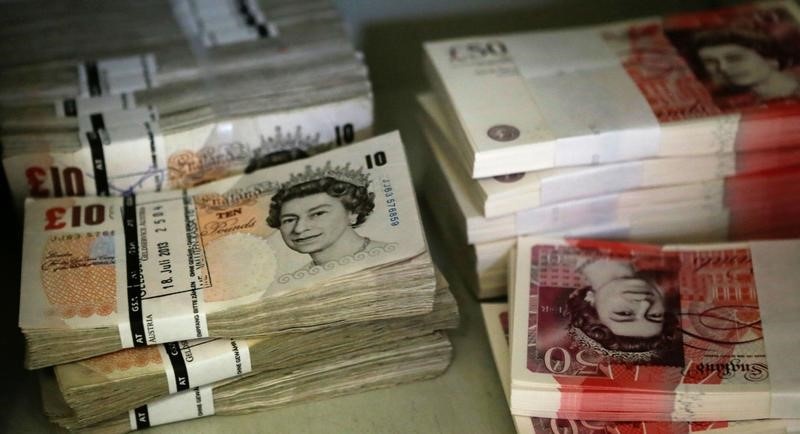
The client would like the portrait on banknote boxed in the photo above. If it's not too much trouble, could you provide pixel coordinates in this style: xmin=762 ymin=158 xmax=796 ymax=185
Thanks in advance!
xmin=564 ymin=258 xmax=683 ymax=365
xmin=529 ymin=246 xmax=684 ymax=371
xmin=192 ymin=158 xmax=398 ymax=297
xmin=266 ymin=161 xmax=389 ymax=272
xmin=664 ymin=4 xmax=800 ymax=110
xmin=522 ymin=240 xmax=773 ymax=396
xmin=533 ymin=247 xmax=685 ymax=368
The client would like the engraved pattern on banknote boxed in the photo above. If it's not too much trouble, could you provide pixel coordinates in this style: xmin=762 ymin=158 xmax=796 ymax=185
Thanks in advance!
xmin=168 ymin=142 xmax=251 ymax=190
xmin=528 ymin=243 xmax=767 ymax=391
xmin=244 ymin=126 xmax=323 ymax=173
xmin=81 ymin=346 xmax=163 ymax=375
xmin=42 ymin=234 xmax=117 ymax=318
xmin=202 ymin=233 xmax=277 ymax=302
xmin=168 ymin=126 xmax=332 ymax=190
xmin=606 ymin=22 xmax=722 ymax=122
xmin=678 ymin=248 xmax=766 ymax=385
xmin=277 ymin=243 xmax=397 ymax=283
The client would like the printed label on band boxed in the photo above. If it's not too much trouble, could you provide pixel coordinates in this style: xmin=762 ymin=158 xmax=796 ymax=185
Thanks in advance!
xmin=77 ymin=106 xmax=158 ymax=135
xmin=129 ymin=386 xmax=215 ymax=430
xmin=122 ymin=194 xmax=147 ymax=346
xmin=157 ymin=338 xmax=253 ymax=394
xmin=83 ymin=61 xmax=102 ymax=96
xmin=55 ymin=93 xmax=135 ymax=118
xmin=77 ymin=108 xmax=162 ymax=196
xmin=161 ymin=342 xmax=190 ymax=392
xmin=78 ymin=54 xmax=158 ymax=98
xmin=171 ymin=0 xmax=278 ymax=48
xmin=74 ymin=107 xmax=167 ymax=196
xmin=87 ymin=114 xmax=111 ymax=196
xmin=117 ymin=192 xmax=210 ymax=348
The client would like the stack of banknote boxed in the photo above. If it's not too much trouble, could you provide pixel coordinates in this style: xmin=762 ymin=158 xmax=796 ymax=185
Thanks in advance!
xmin=42 ymin=332 xmax=454 ymax=433
xmin=482 ymin=301 xmax=800 ymax=433
xmin=19 ymin=133 xmax=458 ymax=430
xmin=1 ymin=0 xmax=373 ymax=209
xmin=419 ymin=0 xmax=800 ymax=298
xmin=47 ymin=281 xmax=455 ymax=429
xmin=503 ymin=236 xmax=800 ymax=424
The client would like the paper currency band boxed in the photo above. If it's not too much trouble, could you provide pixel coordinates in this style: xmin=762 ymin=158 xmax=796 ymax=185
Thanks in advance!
xmin=157 ymin=339 xmax=254 ymax=395
xmin=140 ymin=55 xmax=154 ymax=91
xmin=57 ymin=93 xmax=135 ymax=118
xmin=86 ymin=113 xmax=110 ymax=196
xmin=172 ymin=0 xmax=277 ymax=48
xmin=750 ymin=241 xmax=800 ymax=418
xmin=163 ymin=342 xmax=192 ymax=392
xmin=144 ymin=119 xmax=164 ymax=193
xmin=236 ymin=0 xmax=273 ymax=38
xmin=82 ymin=61 xmax=102 ymax=97
xmin=503 ymin=30 xmax=662 ymax=167
xmin=122 ymin=194 xmax=148 ymax=347
xmin=131 ymin=405 xmax=151 ymax=430
xmin=129 ymin=386 xmax=215 ymax=430
xmin=72 ymin=1 xmax=280 ymax=104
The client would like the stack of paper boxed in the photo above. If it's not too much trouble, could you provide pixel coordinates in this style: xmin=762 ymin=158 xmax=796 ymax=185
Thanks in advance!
xmin=19 ymin=133 xmax=457 ymax=431
xmin=482 ymin=302 xmax=800 ymax=433
xmin=1 ymin=0 xmax=373 ymax=209
xmin=45 ymin=283 xmax=457 ymax=430
xmin=419 ymin=1 xmax=800 ymax=298
xmin=507 ymin=237 xmax=800 ymax=422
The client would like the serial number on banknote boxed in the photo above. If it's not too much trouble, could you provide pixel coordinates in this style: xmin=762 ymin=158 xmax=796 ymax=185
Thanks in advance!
xmin=382 ymin=178 xmax=400 ymax=227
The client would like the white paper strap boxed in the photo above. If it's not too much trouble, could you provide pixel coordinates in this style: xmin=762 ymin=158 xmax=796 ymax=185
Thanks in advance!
xmin=117 ymin=194 xmax=210 ymax=348
xmin=507 ymin=30 xmax=661 ymax=166
xmin=78 ymin=54 xmax=157 ymax=97
xmin=540 ymin=161 xmax=644 ymax=205
xmin=55 ymin=93 xmax=136 ymax=118
xmin=503 ymin=29 xmax=619 ymax=77
xmin=77 ymin=107 xmax=159 ymax=143
xmin=129 ymin=386 xmax=215 ymax=430
xmin=526 ymin=66 xmax=661 ymax=166
xmin=750 ymin=240 xmax=800 ymax=418
xmin=157 ymin=338 xmax=252 ymax=394
xmin=75 ymin=107 xmax=167 ymax=196
xmin=516 ymin=195 xmax=622 ymax=235
xmin=172 ymin=0 xmax=277 ymax=48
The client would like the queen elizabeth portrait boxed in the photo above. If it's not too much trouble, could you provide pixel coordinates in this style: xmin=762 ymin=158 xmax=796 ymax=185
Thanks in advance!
xmin=267 ymin=162 xmax=386 ymax=270
xmin=564 ymin=258 xmax=684 ymax=366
